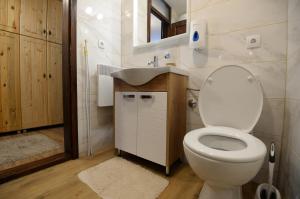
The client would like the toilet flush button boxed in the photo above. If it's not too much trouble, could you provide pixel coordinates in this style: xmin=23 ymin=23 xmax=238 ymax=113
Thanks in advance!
xmin=207 ymin=77 xmax=213 ymax=84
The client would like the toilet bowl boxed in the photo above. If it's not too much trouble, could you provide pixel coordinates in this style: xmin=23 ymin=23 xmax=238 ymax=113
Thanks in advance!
xmin=183 ymin=65 xmax=267 ymax=199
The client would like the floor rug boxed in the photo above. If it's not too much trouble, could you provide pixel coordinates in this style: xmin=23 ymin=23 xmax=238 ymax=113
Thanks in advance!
xmin=78 ymin=157 xmax=169 ymax=199
xmin=0 ymin=133 xmax=62 ymax=171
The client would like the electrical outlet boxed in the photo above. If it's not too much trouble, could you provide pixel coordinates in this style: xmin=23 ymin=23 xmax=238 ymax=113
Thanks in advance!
xmin=246 ymin=34 xmax=261 ymax=49
xmin=98 ymin=40 xmax=105 ymax=49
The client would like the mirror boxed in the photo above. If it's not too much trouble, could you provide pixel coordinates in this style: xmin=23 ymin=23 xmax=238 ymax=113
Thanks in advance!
xmin=133 ymin=0 xmax=189 ymax=47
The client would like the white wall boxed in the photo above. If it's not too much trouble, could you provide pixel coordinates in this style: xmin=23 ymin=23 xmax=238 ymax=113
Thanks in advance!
xmin=77 ymin=0 xmax=121 ymax=156
xmin=279 ymin=0 xmax=300 ymax=198
xmin=122 ymin=0 xmax=288 ymax=184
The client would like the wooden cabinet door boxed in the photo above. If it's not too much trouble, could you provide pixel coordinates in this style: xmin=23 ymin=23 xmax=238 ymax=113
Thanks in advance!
xmin=137 ymin=92 xmax=167 ymax=166
xmin=0 ymin=0 xmax=20 ymax=33
xmin=20 ymin=36 xmax=47 ymax=129
xmin=47 ymin=0 xmax=62 ymax=44
xmin=115 ymin=92 xmax=138 ymax=155
xmin=47 ymin=42 xmax=63 ymax=125
xmin=20 ymin=0 xmax=47 ymax=40
xmin=0 ymin=30 xmax=21 ymax=132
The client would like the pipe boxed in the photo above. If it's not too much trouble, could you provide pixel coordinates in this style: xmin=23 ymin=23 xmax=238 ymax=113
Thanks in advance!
xmin=83 ymin=40 xmax=93 ymax=157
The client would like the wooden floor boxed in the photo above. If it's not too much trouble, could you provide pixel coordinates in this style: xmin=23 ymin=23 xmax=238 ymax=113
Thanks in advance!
xmin=0 ymin=149 xmax=257 ymax=199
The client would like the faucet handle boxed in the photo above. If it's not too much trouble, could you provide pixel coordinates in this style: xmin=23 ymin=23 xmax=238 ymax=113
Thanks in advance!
xmin=147 ymin=60 xmax=154 ymax=65
xmin=164 ymin=53 xmax=171 ymax=59
xmin=148 ymin=56 xmax=159 ymax=67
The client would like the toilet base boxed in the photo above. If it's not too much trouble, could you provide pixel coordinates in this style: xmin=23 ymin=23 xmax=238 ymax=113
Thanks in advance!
xmin=199 ymin=183 xmax=242 ymax=199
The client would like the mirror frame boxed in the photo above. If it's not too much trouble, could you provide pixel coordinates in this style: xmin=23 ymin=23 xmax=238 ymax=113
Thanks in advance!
xmin=133 ymin=0 xmax=191 ymax=49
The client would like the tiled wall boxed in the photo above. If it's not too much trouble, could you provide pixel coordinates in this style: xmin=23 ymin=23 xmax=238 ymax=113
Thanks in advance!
xmin=279 ymin=0 xmax=300 ymax=198
xmin=122 ymin=0 xmax=288 ymax=184
xmin=77 ymin=0 xmax=121 ymax=156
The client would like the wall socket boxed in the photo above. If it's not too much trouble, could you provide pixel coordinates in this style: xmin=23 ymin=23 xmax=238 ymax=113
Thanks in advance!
xmin=98 ymin=40 xmax=105 ymax=49
xmin=246 ymin=34 xmax=261 ymax=49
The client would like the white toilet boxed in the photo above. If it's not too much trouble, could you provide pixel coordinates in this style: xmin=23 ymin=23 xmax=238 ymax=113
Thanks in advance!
xmin=183 ymin=65 xmax=267 ymax=199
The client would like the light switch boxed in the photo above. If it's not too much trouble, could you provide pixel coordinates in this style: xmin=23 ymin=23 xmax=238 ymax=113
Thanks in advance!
xmin=246 ymin=34 xmax=261 ymax=49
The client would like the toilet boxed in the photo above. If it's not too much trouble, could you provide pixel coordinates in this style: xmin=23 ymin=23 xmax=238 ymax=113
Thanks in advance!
xmin=183 ymin=65 xmax=267 ymax=199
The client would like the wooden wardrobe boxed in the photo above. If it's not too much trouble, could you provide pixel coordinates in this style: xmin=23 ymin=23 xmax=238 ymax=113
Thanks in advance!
xmin=0 ymin=0 xmax=63 ymax=133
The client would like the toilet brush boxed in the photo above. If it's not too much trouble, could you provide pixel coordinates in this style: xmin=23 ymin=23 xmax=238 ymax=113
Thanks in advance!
xmin=267 ymin=143 xmax=275 ymax=199
xmin=256 ymin=143 xmax=281 ymax=199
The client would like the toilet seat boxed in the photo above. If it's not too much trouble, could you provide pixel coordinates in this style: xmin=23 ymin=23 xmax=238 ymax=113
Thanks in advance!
xmin=184 ymin=126 xmax=266 ymax=163
xmin=198 ymin=65 xmax=263 ymax=133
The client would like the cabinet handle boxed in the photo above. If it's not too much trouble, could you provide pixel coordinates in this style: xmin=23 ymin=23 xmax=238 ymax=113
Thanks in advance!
xmin=43 ymin=73 xmax=47 ymax=79
xmin=48 ymin=30 xmax=52 ymax=35
xmin=49 ymin=74 xmax=52 ymax=79
xmin=140 ymin=95 xmax=152 ymax=99
xmin=43 ymin=29 xmax=47 ymax=34
xmin=123 ymin=94 xmax=135 ymax=99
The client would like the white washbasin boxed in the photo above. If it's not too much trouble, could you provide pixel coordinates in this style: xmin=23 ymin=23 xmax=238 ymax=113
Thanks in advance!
xmin=111 ymin=66 xmax=189 ymax=86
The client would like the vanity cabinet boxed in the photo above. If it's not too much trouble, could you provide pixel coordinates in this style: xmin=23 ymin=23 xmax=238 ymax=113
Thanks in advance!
xmin=114 ymin=73 xmax=187 ymax=174
xmin=115 ymin=92 xmax=167 ymax=166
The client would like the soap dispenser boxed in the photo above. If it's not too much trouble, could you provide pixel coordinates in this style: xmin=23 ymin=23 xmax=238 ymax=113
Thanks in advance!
xmin=189 ymin=20 xmax=207 ymax=50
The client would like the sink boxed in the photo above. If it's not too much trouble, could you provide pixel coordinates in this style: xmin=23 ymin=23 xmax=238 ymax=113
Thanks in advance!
xmin=111 ymin=66 xmax=189 ymax=86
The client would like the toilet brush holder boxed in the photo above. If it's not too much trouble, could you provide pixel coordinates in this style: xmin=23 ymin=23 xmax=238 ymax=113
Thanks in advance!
xmin=255 ymin=183 xmax=281 ymax=199
xmin=256 ymin=143 xmax=281 ymax=199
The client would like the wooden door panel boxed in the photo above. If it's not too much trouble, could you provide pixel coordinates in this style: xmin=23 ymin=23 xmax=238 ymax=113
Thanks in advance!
xmin=20 ymin=36 xmax=47 ymax=129
xmin=47 ymin=0 xmax=62 ymax=44
xmin=20 ymin=0 xmax=47 ymax=40
xmin=0 ymin=0 xmax=20 ymax=33
xmin=0 ymin=30 xmax=21 ymax=132
xmin=47 ymin=42 xmax=63 ymax=125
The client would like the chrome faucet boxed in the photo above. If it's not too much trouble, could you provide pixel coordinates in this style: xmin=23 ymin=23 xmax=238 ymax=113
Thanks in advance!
xmin=148 ymin=56 xmax=158 ymax=67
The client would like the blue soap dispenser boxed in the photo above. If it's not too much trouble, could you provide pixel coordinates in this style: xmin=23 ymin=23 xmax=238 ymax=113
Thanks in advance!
xmin=189 ymin=20 xmax=207 ymax=50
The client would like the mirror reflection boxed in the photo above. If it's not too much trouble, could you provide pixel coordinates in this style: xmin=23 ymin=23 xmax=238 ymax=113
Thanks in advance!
xmin=134 ymin=0 xmax=187 ymax=46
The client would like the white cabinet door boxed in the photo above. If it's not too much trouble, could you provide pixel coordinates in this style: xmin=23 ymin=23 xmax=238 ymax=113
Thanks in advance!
xmin=137 ymin=92 xmax=167 ymax=166
xmin=115 ymin=92 xmax=138 ymax=155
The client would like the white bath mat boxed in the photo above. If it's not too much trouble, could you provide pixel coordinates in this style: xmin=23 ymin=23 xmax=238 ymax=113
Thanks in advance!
xmin=78 ymin=157 xmax=169 ymax=199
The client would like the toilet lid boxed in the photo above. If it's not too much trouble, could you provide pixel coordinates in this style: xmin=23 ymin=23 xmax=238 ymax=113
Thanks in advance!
xmin=198 ymin=65 xmax=263 ymax=133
